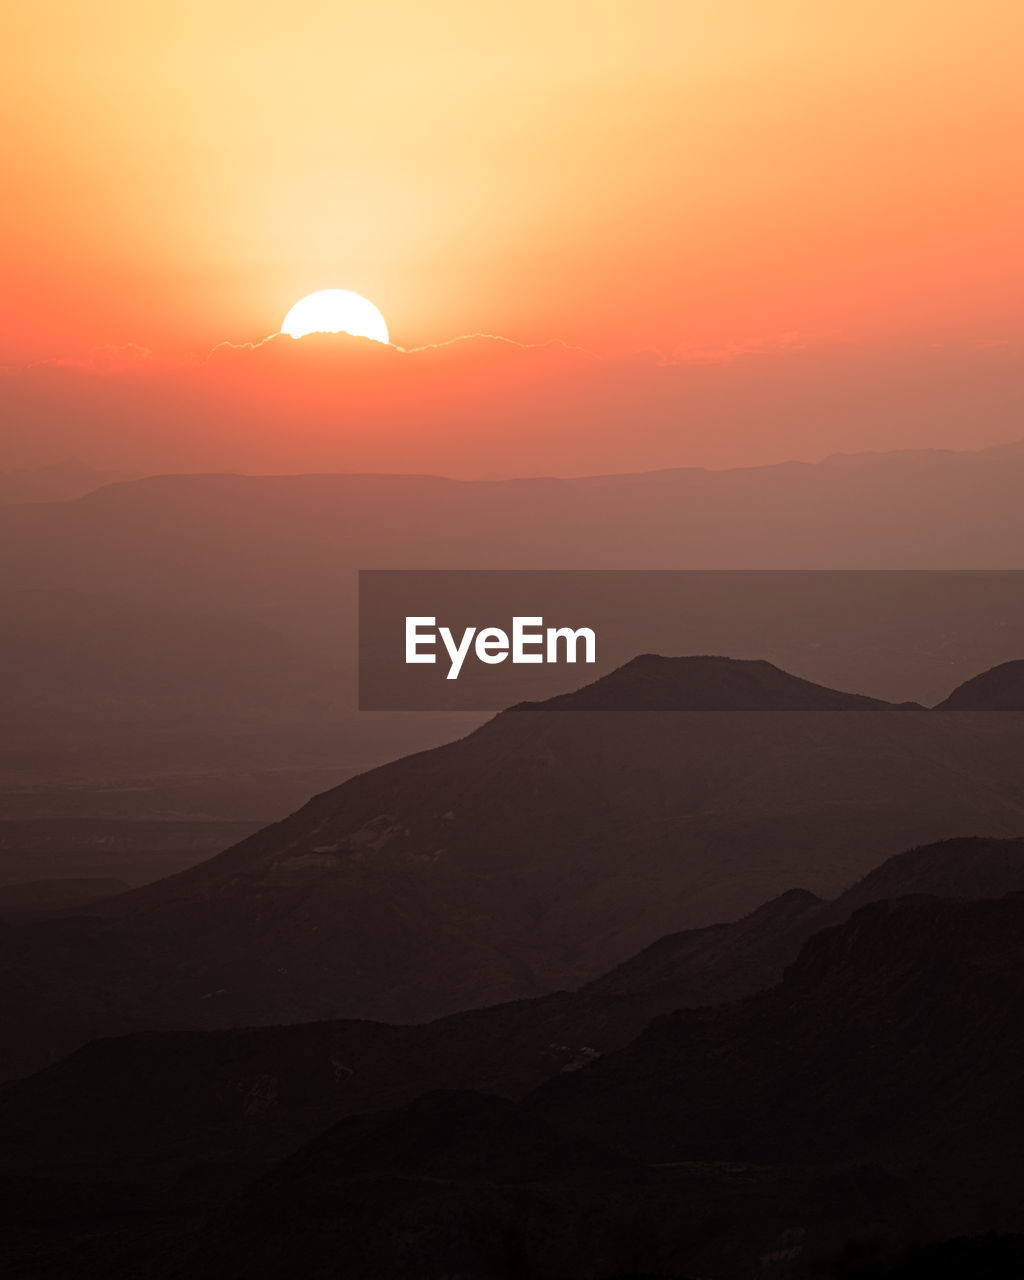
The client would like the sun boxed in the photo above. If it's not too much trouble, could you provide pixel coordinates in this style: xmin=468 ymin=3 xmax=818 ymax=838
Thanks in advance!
xmin=281 ymin=290 xmax=390 ymax=344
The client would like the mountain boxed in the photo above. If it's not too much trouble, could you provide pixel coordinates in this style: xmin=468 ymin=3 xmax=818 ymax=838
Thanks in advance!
xmin=937 ymin=658 xmax=1024 ymax=710
xmin=824 ymin=833 xmax=1024 ymax=913
xmin=534 ymin=653 xmax=922 ymax=711
xmin=9 ymin=882 xmax=1024 ymax=1278
xmin=6 ymin=448 xmax=1024 ymax=606
xmin=0 ymin=884 xmax=827 ymax=1167
xmin=533 ymin=893 xmax=1024 ymax=1169
xmin=0 ymin=460 xmax=136 ymax=506
xmin=4 ymin=449 xmax=1024 ymax=861
xmin=3 ymin=836 xmax=1024 ymax=1168
xmin=5 ymin=446 xmax=1024 ymax=805
xmin=3 ymin=658 xmax=1024 ymax=1080
xmin=183 ymin=895 xmax=1024 ymax=1279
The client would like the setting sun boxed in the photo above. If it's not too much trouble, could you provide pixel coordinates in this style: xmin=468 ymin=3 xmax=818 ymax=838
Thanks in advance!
xmin=281 ymin=290 xmax=390 ymax=344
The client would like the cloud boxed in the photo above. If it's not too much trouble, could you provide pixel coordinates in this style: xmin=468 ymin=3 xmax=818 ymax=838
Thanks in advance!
xmin=1 ymin=332 xmax=1021 ymax=480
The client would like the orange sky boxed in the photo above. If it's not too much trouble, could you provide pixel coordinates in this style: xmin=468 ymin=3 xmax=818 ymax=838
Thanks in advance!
xmin=4 ymin=1 xmax=1023 ymax=362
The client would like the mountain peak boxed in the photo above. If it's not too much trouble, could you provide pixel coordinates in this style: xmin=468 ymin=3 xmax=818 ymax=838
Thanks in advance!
xmin=527 ymin=654 xmax=917 ymax=712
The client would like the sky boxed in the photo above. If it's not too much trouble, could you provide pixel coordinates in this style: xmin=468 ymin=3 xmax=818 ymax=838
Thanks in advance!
xmin=2 ymin=1 xmax=1023 ymax=476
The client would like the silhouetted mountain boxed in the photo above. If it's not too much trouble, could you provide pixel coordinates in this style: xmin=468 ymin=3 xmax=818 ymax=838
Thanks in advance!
xmin=10 ymin=884 xmax=1023 ymax=1278
xmin=533 ymin=894 xmax=1024 ymax=1169
xmin=0 ymin=882 xmax=827 ymax=1167
xmin=849 ymin=1234 xmax=1024 ymax=1279
xmin=3 ymin=657 xmax=1024 ymax=1079
xmin=201 ymin=895 xmax=1024 ymax=1279
xmin=937 ymin=659 xmax=1024 ymax=710
xmin=826 ymin=834 xmax=1024 ymax=914
xmin=178 ymin=1090 xmax=666 ymax=1280
xmin=532 ymin=654 xmax=921 ymax=711
xmin=4 ymin=838 xmax=1023 ymax=1187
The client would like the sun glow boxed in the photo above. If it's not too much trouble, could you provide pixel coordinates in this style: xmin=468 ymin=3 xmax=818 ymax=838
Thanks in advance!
xmin=281 ymin=290 xmax=390 ymax=344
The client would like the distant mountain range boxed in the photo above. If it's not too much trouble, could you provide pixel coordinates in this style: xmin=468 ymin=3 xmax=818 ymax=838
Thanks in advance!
xmin=4 ymin=656 xmax=1024 ymax=1081
xmin=5 ymin=440 xmax=1024 ymax=853
xmin=0 ymin=460 xmax=137 ymax=505
xmin=4 ymin=443 xmax=1024 ymax=788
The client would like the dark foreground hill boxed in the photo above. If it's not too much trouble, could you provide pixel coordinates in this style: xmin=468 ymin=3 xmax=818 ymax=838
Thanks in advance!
xmin=4 ymin=836 xmax=1021 ymax=1172
xmin=152 ymin=894 xmax=1024 ymax=1279
xmin=6 ymin=859 xmax=1024 ymax=1278
xmin=4 ymin=658 xmax=1024 ymax=1079
xmin=534 ymin=893 xmax=1024 ymax=1167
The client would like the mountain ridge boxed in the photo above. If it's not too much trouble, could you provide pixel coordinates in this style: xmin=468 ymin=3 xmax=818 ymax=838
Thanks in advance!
xmin=4 ymin=659 xmax=1024 ymax=1080
xmin=522 ymin=654 xmax=923 ymax=711
xmin=937 ymin=659 xmax=1024 ymax=710
xmin=8 ymin=852 xmax=1024 ymax=1278
xmin=4 ymin=835 xmax=1024 ymax=1149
